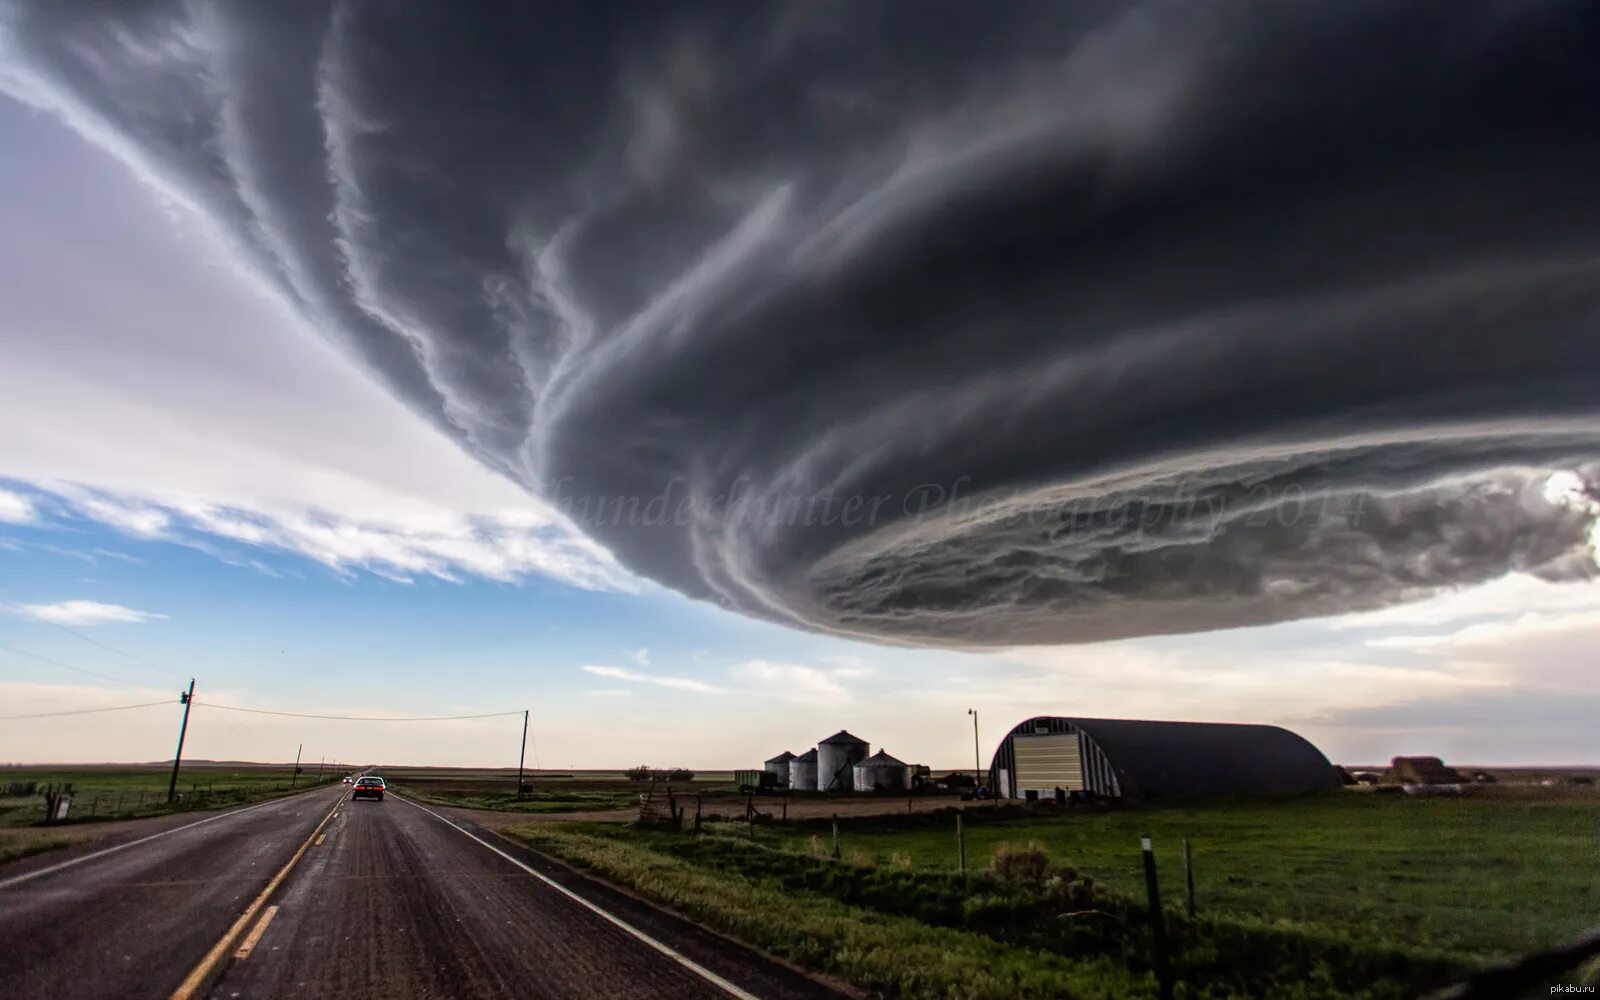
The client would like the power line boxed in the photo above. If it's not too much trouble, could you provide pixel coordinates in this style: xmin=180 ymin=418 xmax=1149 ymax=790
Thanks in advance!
xmin=0 ymin=699 xmax=173 ymax=720
xmin=193 ymin=701 xmax=524 ymax=722
xmin=0 ymin=640 xmax=140 ymax=688
xmin=43 ymin=620 xmax=186 ymax=680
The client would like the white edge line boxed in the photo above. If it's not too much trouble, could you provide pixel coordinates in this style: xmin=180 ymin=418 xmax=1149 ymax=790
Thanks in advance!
xmin=0 ymin=786 xmax=337 ymax=891
xmin=394 ymin=794 xmax=761 ymax=1000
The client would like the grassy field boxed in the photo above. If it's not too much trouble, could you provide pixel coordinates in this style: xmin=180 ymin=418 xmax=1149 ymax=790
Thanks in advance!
xmin=770 ymin=790 xmax=1600 ymax=958
xmin=0 ymin=763 xmax=342 ymax=860
xmin=503 ymin=788 xmax=1600 ymax=999
xmin=384 ymin=766 xmax=748 ymax=815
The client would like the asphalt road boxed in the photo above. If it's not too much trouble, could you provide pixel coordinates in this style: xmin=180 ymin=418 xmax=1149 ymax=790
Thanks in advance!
xmin=0 ymin=786 xmax=844 ymax=1000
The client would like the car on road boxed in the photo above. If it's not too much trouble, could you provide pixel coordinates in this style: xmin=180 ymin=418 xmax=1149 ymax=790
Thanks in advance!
xmin=351 ymin=776 xmax=386 ymax=801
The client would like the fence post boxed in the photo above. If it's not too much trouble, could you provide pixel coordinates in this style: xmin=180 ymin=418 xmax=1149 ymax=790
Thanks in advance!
xmin=831 ymin=815 xmax=841 ymax=860
xmin=956 ymin=812 xmax=966 ymax=874
xmin=1141 ymin=835 xmax=1175 ymax=1000
xmin=1183 ymin=838 xmax=1196 ymax=919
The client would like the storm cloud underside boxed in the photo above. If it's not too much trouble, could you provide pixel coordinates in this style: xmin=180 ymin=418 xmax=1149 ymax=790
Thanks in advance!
xmin=4 ymin=1 xmax=1599 ymax=646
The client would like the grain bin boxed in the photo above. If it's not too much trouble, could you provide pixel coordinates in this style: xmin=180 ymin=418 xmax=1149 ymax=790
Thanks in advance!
xmin=789 ymin=748 xmax=818 ymax=790
xmin=853 ymin=750 xmax=911 ymax=792
xmin=764 ymin=751 xmax=796 ymax=786
xmin=816 ymin=730 xmax=869 ymax=791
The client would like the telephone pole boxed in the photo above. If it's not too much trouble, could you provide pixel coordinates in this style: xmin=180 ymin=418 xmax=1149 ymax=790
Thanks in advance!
xmin=516 ymin=710 xmax=529 ymax=799
xmin=291 ymin=743 xmax=302 ymax=788
xmin=167 ymin=679 xmax=195 ymax=804
xmin=967 ymin=708 xmax=982 ymax=787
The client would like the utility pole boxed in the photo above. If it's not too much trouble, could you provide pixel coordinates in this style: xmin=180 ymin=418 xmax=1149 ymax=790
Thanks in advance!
xmin=166 ymin=679 xmax=195 ymax=804
xmin=318 ymin=756 xmax=325 ymax=781
xmin=291 ymin=743 xmax=302 ymax=789
xmin=967 ymin=708 xmax=981 ymax=789
xmin=516 ymin=710 xmax=529 ymax=799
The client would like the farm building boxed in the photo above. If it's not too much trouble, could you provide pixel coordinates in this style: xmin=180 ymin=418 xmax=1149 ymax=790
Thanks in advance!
xmin=1384 ymin=756 xmax=1464 ymax=786
xmin=764 ymin=751 xmax=796 ymax=786
xmin=788 ymin=748 xmax=818 ymax=790
xmin=853 ymin=750 xmax=911 ymax=792
xmin=988 ymin=716 xmax=1338 ymax=800
xmin=816 ymin=730 xmax=869 ymax=791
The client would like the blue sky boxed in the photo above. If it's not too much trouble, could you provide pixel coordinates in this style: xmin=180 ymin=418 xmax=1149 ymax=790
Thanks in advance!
xmin=2 ymin=69 xmax=1597 ymax=770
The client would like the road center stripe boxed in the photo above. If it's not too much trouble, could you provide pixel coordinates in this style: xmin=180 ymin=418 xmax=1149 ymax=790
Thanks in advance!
xmin=169 ymin=798 xmax=342 ymax=1000
xmin=394 ymin=794 xmax=760 ymax=1000
xmin=232 ymin=905 xmax=279 ymax=960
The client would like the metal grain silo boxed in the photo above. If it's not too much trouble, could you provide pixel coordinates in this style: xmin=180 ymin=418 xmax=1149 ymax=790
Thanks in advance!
xmin=816 ymin=730 xmax=869 ymax=791
xmin=853 ymin=750 xmax=911 ymax=792
xmin=764 ymin=751 xmax=796 ymax=786
xmin=789 ymin=748 xmax=818 ymax=790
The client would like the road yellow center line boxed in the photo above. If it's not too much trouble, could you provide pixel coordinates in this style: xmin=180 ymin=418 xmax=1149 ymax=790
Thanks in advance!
xmin=315 ymin=834 xmax=326 ymax=846
xmin=169 ymin=796 xmax=342 ymax=999
xmin=232 ymin=905 xmax=279 ymax=960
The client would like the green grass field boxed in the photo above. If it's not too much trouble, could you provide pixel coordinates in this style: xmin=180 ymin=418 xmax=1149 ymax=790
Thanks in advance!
xmin=505 ymin=789 xmax=1600 ymax=999
xmin=381 ymin=766 xmax=736 ymax=815
xmin=771 ymin=790 xmax=1600 ymax=958
xmin=0 ymin=764 xmax=340 ymax=831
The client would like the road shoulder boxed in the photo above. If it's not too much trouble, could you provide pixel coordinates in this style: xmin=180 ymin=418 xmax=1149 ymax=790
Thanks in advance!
xmin=421 ymin=799 xmax=858 ymax=1000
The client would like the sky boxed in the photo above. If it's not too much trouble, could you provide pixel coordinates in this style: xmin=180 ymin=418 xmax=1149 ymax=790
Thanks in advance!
xmin=1 ymin=2 xmax=1597 ymax=769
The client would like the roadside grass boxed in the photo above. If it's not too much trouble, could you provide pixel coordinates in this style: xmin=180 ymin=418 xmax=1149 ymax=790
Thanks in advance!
xmin=504 ymin=790 xmax=1599 ymax=999
xmin=398 ymin=785 xmax=639 ymax=814
xmin=0 ymin=826 xmax=94 ymax=865
xmin=0 ymin=765 xmax=339 ymax=829
xmin=511 ymin=824 xmax=1158 ymax=999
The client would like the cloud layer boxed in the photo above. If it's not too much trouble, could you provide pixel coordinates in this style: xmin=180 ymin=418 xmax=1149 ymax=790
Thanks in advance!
xmin=10 ymin=599 xmax=165 ymax=626
xmin=4 ymin=2 xmax=1598 ymax=646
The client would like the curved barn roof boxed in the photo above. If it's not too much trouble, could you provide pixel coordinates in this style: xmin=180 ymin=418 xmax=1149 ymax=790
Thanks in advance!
xmin=994 ymin=716 xmax=1337 ymax=798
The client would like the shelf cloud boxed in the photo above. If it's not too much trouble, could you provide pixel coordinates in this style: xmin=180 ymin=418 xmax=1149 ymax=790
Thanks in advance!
xmin=4 ymin=1 xmax=1598 ymax=646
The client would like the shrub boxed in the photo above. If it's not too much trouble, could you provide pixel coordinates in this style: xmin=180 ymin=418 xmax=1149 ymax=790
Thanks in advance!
xmin=991 ymin=841 xmax=1051 ymax=887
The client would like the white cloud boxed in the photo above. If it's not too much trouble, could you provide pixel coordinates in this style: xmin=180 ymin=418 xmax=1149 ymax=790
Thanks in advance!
xmin=977 ymin=640 xmax=1506 ymax=725
xmin=14 ymin=482 xmax=635 ymax=591
xmin=579 ymin=664 xmax=723 ymax=694
xmin=0 ymin=106 xmax=632 ymax=595
xmin=0 ymin=488 xmax=35 ymax=524
xmin=1327 ymin=574 xmax=1600 ymax=632
xmin=632 ymin=648 xmax=650 ymax=666
xmin=728 ymin=659 xmax=863 ymax=703
xmin=11 ymin=600 xmax=167 ymax=625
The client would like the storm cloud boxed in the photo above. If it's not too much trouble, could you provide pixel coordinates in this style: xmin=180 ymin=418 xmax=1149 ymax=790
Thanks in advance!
xmin=4 ymin=1 xmax=1598 ymax=646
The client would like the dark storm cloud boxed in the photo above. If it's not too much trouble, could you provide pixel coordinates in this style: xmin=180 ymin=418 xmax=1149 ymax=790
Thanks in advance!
xmin=4 ymin=0 xmax=1599 ymax=646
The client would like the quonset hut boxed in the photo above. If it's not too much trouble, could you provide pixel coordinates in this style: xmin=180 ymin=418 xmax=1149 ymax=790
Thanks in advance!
xmin=988 ymin=717 xmax=1338 ymax=801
